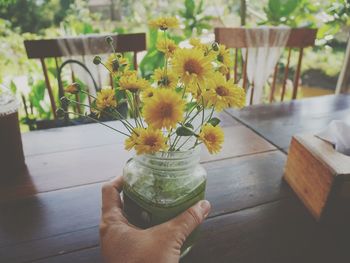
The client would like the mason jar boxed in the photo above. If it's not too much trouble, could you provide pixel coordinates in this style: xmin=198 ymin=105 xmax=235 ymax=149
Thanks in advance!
xmin=123 ymin=146 xmax=207 ymax=255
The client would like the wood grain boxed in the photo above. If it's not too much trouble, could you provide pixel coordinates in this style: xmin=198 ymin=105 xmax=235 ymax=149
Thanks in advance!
xmin=2 ymin=123 xmax=274 ymax=201
xmin=284 ymin=137 xmax=334 ymax=219
xmin=24 ymin=33 xmax=146 ymax=59
xmin=2 ymin=95 xmax=349 ymax=263
xmin=284 ymin=134 xmax=350 ymax=220
xmin=26 ymin=198 xmax=350 ymax=263
xmin=22 ymin=111 xmax=237 ymax=157
xmin=32 ymin=247 xmax=101 ymax=263
xmin=226 ymin=95 xmax=350 ymax=150
xmin=294 ymin=134 xmax=350 ymax=175
xmin=215 ymin=27 xmax=317 ymax=48
xmin=0 ymin=151 xmax=289 ymax=262
xmin=183 ymin=198 xmax=350 ymax=263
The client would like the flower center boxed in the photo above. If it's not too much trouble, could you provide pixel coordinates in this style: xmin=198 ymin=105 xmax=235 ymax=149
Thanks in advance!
xmin=217 ymin=54 xmax=224 ymax=63
xmin=215 ymin=86 xmax=229 ymax=96
xmin=127 ymin=85 xmax=139 ymax=92
xmin=184 ymin=59 xmax=202 ymax=75
xmin=204 ymin=133 xmax=216 ymax=143
xmin=159 ymin=76 xmax=170 ymax=87
xmin=159 ymin=103 xmax=173 ymax=118
xmin=168 ymin=45 xmax=176 ymax=53
xmin=144 ymin=136 xmax=158 ymax=147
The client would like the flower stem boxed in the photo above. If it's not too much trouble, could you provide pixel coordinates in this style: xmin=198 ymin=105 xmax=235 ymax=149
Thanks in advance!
xmin=126 ymin=92 xmax=140 ymax=127
xmin=64 ymin=111 xmax=130 ymax=137
xmin=64 ymin=97 xmax=134 ymax=132
xmin=133 ymin=93 xmax=144 ymax=128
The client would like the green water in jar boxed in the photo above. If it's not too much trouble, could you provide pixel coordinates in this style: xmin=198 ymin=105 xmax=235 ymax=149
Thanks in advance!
xmin=123 ymin=180 xmax=206 ymax=255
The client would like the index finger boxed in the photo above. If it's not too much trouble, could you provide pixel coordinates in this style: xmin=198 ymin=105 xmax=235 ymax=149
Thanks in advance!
xmin=101 ymin=176 xmax=124 ymax=213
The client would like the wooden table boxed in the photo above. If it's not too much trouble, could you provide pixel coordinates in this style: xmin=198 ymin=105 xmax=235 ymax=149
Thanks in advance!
xmin=1 ymin=95 xmax=349 ymax=263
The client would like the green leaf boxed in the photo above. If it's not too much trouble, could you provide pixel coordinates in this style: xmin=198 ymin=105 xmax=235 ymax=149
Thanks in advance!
xmin=207 ymin=117 xmax=221 ymax=127
xmin=10 ymin=80 xmax=16 ymax=94
xmin=280 ymin=0 xmax=300 ymax=16
xmin=184 ymin=123 xmax=194 ymax=129
xmin=148 ymin=28 xmax=159 ymax=49
xmin=185 ymin=0 xmax=195 ymax=18
xmin=268 ymin=0 xmax=281 ymax=16
xmin=185 ymin=101 xmax=197 ymax=111
xmin=176 ymin=126 xmax=195 ymax=136
xmin=196 ymin=0 xmax=204 ymax=14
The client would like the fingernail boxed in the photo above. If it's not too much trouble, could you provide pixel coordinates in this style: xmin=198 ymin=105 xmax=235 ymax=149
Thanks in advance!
xmin=199 ymin=200 xmax=211 ymax=218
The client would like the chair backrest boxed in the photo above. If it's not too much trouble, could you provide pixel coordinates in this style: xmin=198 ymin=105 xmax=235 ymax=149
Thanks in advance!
xmin=215 ymin=27 xmax=317 ymax=105
xmin=24 ymin=33 xmax=146 ymax=119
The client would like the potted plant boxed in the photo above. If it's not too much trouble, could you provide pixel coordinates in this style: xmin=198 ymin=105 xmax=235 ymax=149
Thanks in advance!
xmin=59 ymin=16 xmax=245 ymax=256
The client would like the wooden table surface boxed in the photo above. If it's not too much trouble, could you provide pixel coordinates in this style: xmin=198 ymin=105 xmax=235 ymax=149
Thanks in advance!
xmin=1 ymin=95 xmax=350 ymax=263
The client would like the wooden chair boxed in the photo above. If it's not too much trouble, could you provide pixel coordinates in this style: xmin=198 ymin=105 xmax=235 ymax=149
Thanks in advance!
xmin=215 ymin=27 xmax=317 ymax=104
xmin=24 ymin=33 xmax=146 ymax=122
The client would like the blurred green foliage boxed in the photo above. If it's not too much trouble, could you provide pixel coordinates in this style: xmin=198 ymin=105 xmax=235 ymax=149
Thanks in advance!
xmin=0 ymin=0 xmax=74 ymax=33
xmin=140 ymin=0 xmax=213 ymax=79
xmin=261 ymin=0 xmax=350 ymax=44
xmin=180 ymin=0 xmax=213 ymax=37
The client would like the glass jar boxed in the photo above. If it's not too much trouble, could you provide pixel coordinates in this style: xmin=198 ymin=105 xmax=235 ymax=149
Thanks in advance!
xmin=123 ymin=147 xmax=207 ymax=255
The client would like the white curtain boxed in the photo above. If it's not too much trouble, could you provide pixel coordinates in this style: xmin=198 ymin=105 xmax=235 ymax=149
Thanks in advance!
xmin=57 ymin=35 xmax=111 ymax=95
xmin=242 ymin=27 xmax=291 ymax=105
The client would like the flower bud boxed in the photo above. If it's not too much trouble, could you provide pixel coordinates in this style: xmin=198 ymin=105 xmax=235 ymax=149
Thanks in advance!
xmin=93 ymin=56 xmax=102 ymax=65
xmin=60 ymin=96 xmax=69 ymax=107
xmin=56 ymin=108 xmax=65 ymax=118
xmin=65 ymin=82 xmax=80 ymax=94
xmin=105 ymin=36 xmax=114 ymax=44
xmin=112 ymin=59 xmax=120 ymax=72
xmin=212 ymin=42 xmax=219 ymax=51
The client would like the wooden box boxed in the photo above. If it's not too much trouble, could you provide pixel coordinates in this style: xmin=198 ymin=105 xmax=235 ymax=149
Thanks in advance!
xmin=284 ymin=134 xmax=350 ymax=222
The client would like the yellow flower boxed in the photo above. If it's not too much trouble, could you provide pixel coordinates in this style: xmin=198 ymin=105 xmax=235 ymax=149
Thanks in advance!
xmin=217 ymin=44 xmax=231 ymax=68
xmin=124 ymin=127 xmax=144 ymax=151
xmin=189 ymin=38 xmax=209 ymax=54
xmin=204 ymin=73 xmax=245 ymax=111
xmin=95 ymin=87 xmax=117 ymax=111
xmin=198 ymin=124 xmax=224 ymax=154
xmin=156 ymin=39 xmax=178 ymax=58
xmin=121 ymin=70 xmax=138 ymax=78
xmin=218 ymin=65 xmax=229 ymax=75
xmin=65 ymin=82 xmax=80 ymax=94
xmin=149 ymin=17 xmax=179 ymax=30
xmin=119 ymin=74 xmax=150 ymax=93
xmin=189 ymin=38 xmax=218 ymax=60
xmin=106 ymin=53 xmax=129 ymax=74
xmin=141 ymin=87 xmax=156 ymax=101
xmin=172 ymin=48 xmax=214 ymax=88
xmin=143 ymin=89 xmax=185 ymax=129
xmin=153 ymin=68 xmax=178 ymax=89
xmin=134 ymin=127 xmax=167 ymax=155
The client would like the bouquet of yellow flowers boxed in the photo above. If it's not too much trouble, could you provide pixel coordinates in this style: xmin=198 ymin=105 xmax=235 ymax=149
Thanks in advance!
xmin=59 ymin=16 xmax=245 ymax=156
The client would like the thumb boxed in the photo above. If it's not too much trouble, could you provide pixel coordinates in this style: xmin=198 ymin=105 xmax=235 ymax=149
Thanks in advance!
xmin=161 ymin=200 xmax=211 ymax=244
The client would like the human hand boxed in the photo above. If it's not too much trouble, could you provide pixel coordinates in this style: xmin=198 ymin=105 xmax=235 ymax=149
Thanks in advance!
xmin=100 ymin=176 xmax=211 ymax=263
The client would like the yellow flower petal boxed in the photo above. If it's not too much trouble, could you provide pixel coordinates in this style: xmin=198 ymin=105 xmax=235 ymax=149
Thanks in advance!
xmin=95 ymin=87 xmax=117 ymax=111
xmin=198 ymin=124 xmax=224 ymax=154
xmin=172 ymin=48 xmax=214 ymax=88
xmin=134 ymin=127 xmax=167 ymax=154
xmin=156 ymin=39 xmax=178 ymax=58
xmin=204 ymin=72 xmax=245 ymax=111
xmin=143 ymin=89 xmax=185 ymax=129
xmin=125 ymin=127 xmax=144 ymax=151
xmin=119 ymin=75 xmax=150 ymax=92
xmin=153 ymin=68 xmax=178 ymax=89
xmin=148 ymin=17 xmax=179 ymax=30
